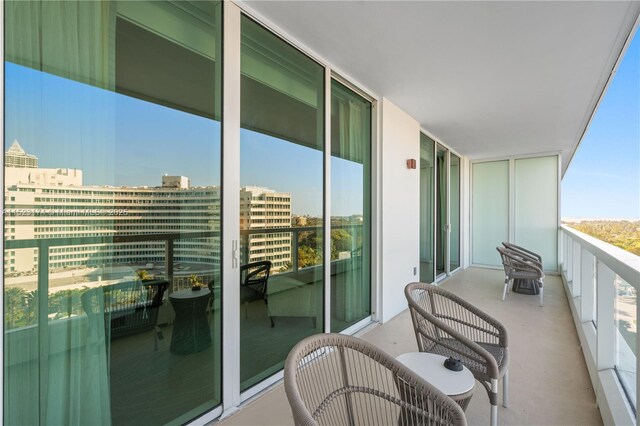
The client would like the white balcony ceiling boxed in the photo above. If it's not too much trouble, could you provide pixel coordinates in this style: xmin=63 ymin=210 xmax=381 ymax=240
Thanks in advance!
xmin=243 ymin=1 xmax=639 ymax=172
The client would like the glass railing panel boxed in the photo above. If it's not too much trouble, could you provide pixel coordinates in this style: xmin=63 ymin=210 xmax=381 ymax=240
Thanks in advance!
xmin=615 ymin=276 xmax=637 ymax=405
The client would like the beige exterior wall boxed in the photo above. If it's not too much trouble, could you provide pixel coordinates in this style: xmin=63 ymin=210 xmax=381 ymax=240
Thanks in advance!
xmin=4 ymin=175 xmax=221 ymax=275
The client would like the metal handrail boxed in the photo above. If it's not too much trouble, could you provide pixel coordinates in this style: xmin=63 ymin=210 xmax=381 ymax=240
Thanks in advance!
xmin=560 ymin=224 xmax=639 ymax=289
xmin=240 ymin=224 xmax=363 ymax=273
xmin=4 ymin=231 xmax=221 ymax=352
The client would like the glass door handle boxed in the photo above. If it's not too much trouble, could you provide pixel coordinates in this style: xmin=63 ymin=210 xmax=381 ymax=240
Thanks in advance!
xmin=232 ymin=239 xmax=239 ymax=269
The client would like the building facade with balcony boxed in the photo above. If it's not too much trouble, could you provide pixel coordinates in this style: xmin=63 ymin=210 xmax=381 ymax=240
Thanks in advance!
xmin=239 ymin=186 xmax=292 ymax=270
xmin=4 ymin=147 xmax=221 ymax=286
xmin=1 ymin=1 xmax=639 ymax=426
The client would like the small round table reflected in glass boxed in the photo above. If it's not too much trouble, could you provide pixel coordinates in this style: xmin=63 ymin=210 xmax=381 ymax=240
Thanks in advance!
xmin=169 ymin=288 xmax=212 ymax=355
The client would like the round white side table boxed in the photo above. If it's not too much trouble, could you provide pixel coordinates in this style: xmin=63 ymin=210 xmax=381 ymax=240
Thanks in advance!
xmin=396 ymin=352 xmax=475 ymax=410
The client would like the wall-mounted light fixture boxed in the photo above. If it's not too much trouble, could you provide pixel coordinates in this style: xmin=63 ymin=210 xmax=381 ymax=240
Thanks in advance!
xmin=406 ymin=159 xmax=417 ymax=169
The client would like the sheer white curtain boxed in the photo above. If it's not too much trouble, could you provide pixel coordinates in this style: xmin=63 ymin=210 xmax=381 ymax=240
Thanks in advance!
xmin=5 ymin=1 xmax=114 ymax=424
xmin=6 ymin=0 xmax=115 ymax=90
xmin=336 ymin=99 xmax=367 ymax=322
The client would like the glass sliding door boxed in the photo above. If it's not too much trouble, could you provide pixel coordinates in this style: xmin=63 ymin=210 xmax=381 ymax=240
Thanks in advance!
xmin=449 ymin=154 xmax=461 ymax=271
xmin=471 ymin=161 xmax=509 ymax=266
xmin=419 ymin=134 xmax=435 ymax=283
xmin=239 ymin=16 xmax=324 ymax=391
xmin=514 ymin=156 xmax=558 ymax=271
xmin=4 ymin=1 xmax=223 ymax=424
xmin=435 ymin=145 xmax=448 ymax=277
xmin=330 ymin=80 xmax=372 ymax=332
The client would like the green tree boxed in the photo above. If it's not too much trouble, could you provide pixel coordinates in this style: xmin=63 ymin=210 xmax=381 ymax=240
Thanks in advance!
xmin=298 ymin=245 xmax=322 ymax=268
xmin=4 ymin=287 xmax=28 ymax=328
xmin=331 ymin=229 xmax=353 ymax=260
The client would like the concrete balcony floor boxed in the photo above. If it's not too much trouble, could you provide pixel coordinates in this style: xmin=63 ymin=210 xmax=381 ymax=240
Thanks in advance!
xmin=217 ymin=267 xmax=601 ymax=426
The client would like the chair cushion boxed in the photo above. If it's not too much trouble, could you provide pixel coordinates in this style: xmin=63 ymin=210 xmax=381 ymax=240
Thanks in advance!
xmin=427 ymin=338 xmax=508 ymax=382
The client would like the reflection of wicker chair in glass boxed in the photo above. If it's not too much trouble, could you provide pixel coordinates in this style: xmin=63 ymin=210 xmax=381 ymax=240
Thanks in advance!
xmin=81 ymin=280 xmax=168 ymax=351
xmin=240 ymin=260 xmax=273 ymax=326
xmin=207 ymin=278 xmax=216 ymax=327
xmin=405 ymin=283 xmax=508 ymax=426
xmin=497 ymin=246 xmax=544 ymax=306
xmin=284 ymin=333 xmax=467 ymax=426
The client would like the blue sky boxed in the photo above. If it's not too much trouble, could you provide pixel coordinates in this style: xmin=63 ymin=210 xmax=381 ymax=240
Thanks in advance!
xmin=13 ymin=29 xmax=633 ymax=222
xmin=5 ymin=62 xmax=364 ymax=217
xmin=561 ymin=30 xmax=639 ymax=220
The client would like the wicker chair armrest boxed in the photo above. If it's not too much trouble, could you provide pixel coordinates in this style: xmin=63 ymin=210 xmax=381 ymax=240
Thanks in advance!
xmin=502 ymin=242 xmax=542 ymax=262
xmin=434 ymin=314 xmax=505 ymax=342
xmin=411 ymin=306 xmax=502 ymax=379
xmin=406 ymin=282 xmax=509 ymax=349
xmin=502 ymin=249 xmax=544 ymax=276
xmin=438 ymin=293 xmax=508 ymax=348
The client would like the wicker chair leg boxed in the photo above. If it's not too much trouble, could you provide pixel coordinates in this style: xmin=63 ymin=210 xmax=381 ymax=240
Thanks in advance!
xmin=490 ymin=378 xmax=498 ymax=426
xmin=503 ymin=370 xmax=509 ymax=407
xmin=491 ymin=404 xmax=498 ymax=426
xmin=502 ymin=278 xmax=509 ymax=301
xmin=539 ymin=282 xmax=544 ymax=307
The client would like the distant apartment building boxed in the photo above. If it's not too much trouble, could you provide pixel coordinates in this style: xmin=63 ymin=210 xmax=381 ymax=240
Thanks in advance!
xmin=5 ymin=140 xmax=38 ymax=168
xmin=3 ymin=145 xmax=294 ymax=276
xmin=4 ymin=145 xmax=220 ymax=275
xmin=162 ymin=175 xmax=190 ymax=189
xmin=240 ymin=186 xmax=292 ymax=271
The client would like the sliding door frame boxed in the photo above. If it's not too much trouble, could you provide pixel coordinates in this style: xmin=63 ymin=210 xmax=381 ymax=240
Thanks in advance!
xmin=218 ymin=1 xmax=380 ymax=416
xmin=419 ymin=129 xmax=464 ymax=283
xmin=469 ymin=152 xmax=562 ymax=271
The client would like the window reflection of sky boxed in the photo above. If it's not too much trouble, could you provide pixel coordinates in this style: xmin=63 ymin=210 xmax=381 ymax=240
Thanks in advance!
xmin=6 ymin=61 xmax=364 ymax=217
xmin=241 ymin=129 xmax=364 ymax=216
xmin=5 ymin=62 xmax=220 ymax=188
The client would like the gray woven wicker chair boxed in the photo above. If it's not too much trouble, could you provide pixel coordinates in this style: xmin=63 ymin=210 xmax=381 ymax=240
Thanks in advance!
xmin=501 ymin=242 xmax=542 ymax=267
xmin=405 ymin=283 xmax=508 ymax=426
xmin=497 ymin=246 xmax=545 ymax=306
xmin=284 ymin=333 xmax=467 ymax=426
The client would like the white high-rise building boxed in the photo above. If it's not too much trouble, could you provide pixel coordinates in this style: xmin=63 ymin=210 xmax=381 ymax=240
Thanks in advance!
xmin=240 ymin=186 xmax=292 ymax=270
xmin=3 ymin=146 xmax=293 ymax=277
xmin=5 ymin=140 xmax=38 ymax=168
xmin=4 ymin=146 xmax=221 ymax=275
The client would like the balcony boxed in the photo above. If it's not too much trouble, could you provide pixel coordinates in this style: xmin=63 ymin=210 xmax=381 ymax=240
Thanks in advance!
xmin=3 ymin=0 xmax=639 ymax=425
xmin=5 ymin=227 xmax=636 ymax=424
xmin=218 ymin=267 xmax=602 ymax=426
